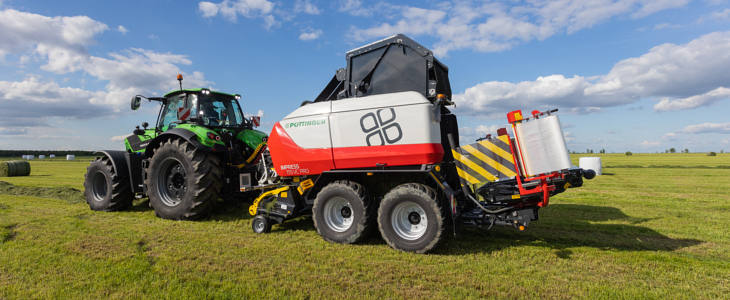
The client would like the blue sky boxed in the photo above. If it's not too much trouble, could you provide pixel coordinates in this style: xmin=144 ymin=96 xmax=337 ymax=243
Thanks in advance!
xmin=0 ymin=0 xmax=729 ymax=152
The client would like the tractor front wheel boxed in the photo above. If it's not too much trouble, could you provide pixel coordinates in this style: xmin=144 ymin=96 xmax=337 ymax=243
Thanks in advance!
xmin=84 ymin=157 xmax=133 ymax=211
xmin=146 ymin=138 xmax=222 ymax=220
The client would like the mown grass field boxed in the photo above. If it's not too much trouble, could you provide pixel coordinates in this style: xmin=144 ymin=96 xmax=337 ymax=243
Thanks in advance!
xmin=1 ymin=154 xmax=729 ymax=298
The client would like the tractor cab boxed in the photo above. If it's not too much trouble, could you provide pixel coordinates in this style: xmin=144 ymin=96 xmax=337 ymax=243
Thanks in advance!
xmin=158 ymin=89 xmax=247 ymax=131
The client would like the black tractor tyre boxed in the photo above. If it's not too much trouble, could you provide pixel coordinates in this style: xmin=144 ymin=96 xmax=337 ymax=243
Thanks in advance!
xmin=377 ymin=183 xmax=444 ymax=254
xmin=83 ymin=157 xmax=133 ymax=211
xmin=146 ymin=138 xmax=223 ymax=220
xmin=312 ymin=180 xmax=371 ymax=244
xmin=252 ymin=215 xmax=272 ymax=233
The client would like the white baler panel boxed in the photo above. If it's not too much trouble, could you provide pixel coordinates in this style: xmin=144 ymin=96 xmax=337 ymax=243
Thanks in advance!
xmin=280 ymin=101 xmax=332 ymax=149
xmin=331 ymin=91 xmax=430 ymax=112
xmin=330 ymin=92 xmax=441 ymax=148
xmin=283 ymin=101 xmax=331 ymax=119
xmin=513 ymin=115 xmax=571 ymax=176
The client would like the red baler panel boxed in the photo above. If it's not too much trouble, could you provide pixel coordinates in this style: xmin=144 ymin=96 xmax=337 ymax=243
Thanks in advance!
xmin=332 ymin=143 xmax=444 ymax=169
xmin=268 ymin=122 xmax=334 ymax=176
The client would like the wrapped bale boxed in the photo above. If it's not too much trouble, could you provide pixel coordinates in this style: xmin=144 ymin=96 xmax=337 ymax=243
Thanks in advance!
xmin=66 ymin=154 xmax=75 ymax=160
xmin=579 ymin=157 xmax=602 ymax=176
xmin=0 ymin=160 xmax=31 ymax=177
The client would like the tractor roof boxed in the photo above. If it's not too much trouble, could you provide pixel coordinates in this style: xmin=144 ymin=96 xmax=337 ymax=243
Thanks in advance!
xmin=163 ymin=88 xmax=238 ymax=98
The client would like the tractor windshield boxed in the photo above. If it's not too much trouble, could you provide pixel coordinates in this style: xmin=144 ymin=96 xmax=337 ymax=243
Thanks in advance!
xmin=158 ymin=92 xmax=245 ymax=130
xmin=197 ymin=94 xmax=245 ymax=127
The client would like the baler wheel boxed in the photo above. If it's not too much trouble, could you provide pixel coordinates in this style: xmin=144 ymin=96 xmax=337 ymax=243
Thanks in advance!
xmin=84 ymin=156 xmax=133 ymax=211
xmin=312 ymin=181 xmax=372 ymax=244
xmin=377 ymin=183 xmax=443 ymax=253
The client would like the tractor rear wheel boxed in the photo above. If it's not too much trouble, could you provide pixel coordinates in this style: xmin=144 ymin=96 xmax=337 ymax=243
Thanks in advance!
xmin=146 ymin=138 xmax=223 ymax=220
xmin=84 ymin=157 xmax=133 ymax=211
xmin=377 ymin=183 xmax=443 ymax=253
xmin=312 ymin=180 xmax=372 ymax=244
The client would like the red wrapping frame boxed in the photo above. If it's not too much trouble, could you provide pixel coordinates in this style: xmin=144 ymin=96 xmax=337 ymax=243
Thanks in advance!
xmin=503 ymin=110 xmax=564 ymax=207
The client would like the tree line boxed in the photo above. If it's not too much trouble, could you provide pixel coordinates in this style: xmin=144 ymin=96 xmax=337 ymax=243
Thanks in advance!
xmin=0 ymin=150 xmax=96 ymax=157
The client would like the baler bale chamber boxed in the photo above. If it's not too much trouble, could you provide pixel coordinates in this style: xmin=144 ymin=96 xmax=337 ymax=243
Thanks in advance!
xmin=246 ymin=34 xmax=594 ymax=253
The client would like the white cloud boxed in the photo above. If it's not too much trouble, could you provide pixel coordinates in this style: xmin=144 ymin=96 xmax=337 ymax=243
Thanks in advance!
xmin=294 ymin=0 xmax=320 ymax=15
xmin=564 ymin=131 xmax=575 ymax=142
xmin=117 ymin=25 xmax=128 ymax=34
xmin=663 ymin=122 xmax=730 ymax=141
xmin=458 ymin=124 xmax=502 ymax=143
xmin=299 ymin=29 xmax=322 ymax=41
xmin=351 ymin=6 xmax=446 ymax=43
xmin=679 ymin=122 xmax=730 ymax=134
xmin=198 ymin=0 xmax=276 ymax=28
xmin=0 ymin=127 xmax=27 ymax=136
xmin=350 ymin=0 xmax=691 ymax=56
xmin=641 ymin=140 xmax=660 ymax=147
xmin=455 ymin=31 xmax=730 ymax=116
xmin=653 ymin=22 xmax=681 ymax=30
xmin=709 ymin=8 xmax=730 ymax=20
xmin=110 ymin=135 xmax=127 ymax=142
xmin=339 ymin=0 xmax=370 ymax=16
xmin=632 ymin=0 xmax=690 ymax=18
xmin=0 ymin=77 xmax=109 ymax=122
xmin=0 ymin=9 xmax=108 ymax=59
xmin=199 ymin=1 xmax=220 ymax=17
xmin=654 ymin=87 xmax=730 ymax=111
xmin=0 ymin=9 xmax=209 ymax=120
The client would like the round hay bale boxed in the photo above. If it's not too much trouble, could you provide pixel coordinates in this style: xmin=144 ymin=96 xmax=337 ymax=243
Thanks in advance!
xmin=49 ymin=154 xmax=56 ymax=158
xmin=66 ymin=154 xmax=75 ymax=160
xmin=38 ymin=155 xmax=46 ymax=159
xmin=579 ymin=157 xmax=602 ymax=176
xmin=1 ymin=160 xmax=30 ymax=177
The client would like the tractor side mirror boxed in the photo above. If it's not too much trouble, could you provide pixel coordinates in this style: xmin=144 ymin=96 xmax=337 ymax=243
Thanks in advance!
xmin=335 ymin=68 xmax=346 ymax=81
xmin=131 ymin=95 xmax=142 ymax=110
xmin=250 ymin=116 xmax=261 ymax=127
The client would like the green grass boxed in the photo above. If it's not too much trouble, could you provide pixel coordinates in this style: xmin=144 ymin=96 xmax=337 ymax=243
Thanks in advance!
xmin=1 ymin=154 xmax=729 ymax=298
xmin=0 ymin=156 xmax=95 ymax=190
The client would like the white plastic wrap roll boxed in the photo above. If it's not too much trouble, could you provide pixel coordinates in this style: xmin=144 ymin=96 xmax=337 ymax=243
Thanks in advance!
xmin=38 ymin=155 xmax=46 ymax=159
xmin=66 ymin=154 xmax=75 ymax=161
xmin=49 ymin=154 xmax=55 ymax=158
xmin=513 ymin=115 xmax=572 ymax=176
xmin=579 ymin=157 xmax=602 ymax=175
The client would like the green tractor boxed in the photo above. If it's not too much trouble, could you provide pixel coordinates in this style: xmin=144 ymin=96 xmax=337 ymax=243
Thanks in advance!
xmin=84 ymin=76 xmax=269 ymax=220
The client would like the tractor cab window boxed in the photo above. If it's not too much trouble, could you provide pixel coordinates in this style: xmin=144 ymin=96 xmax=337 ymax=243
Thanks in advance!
xmin=159 ymin=94 xmax=185 ymax=130
xmin=158 ymin=93 xmax=198 ymax=131
xmin=198 ymin=95 xmax=244 ymax=127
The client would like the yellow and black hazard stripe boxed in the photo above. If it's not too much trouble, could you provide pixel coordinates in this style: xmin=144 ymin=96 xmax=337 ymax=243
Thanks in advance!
xmin=452 ymin=135 xmax=518 ymax=187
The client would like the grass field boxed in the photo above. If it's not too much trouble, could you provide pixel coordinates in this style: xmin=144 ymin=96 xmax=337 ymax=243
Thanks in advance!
xmin=1 ymin=154 xmax=729 ymax=298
